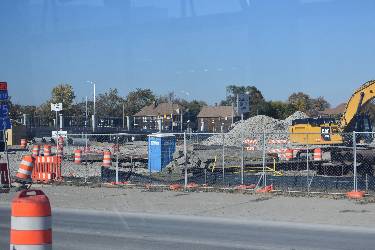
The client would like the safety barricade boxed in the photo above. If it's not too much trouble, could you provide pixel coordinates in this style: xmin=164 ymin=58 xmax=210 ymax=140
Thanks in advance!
xmin=32 ymin=156 xmax=63 ymax=183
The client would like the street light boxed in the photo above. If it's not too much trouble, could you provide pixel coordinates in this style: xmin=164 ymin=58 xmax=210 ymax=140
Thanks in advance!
xmin=86 ymin=81 xmax=96 ymax=132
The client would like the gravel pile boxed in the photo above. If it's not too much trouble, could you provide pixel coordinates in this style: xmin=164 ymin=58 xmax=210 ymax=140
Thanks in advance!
xmin=284 ymin=111 xmax=309 ymax=125
xmin=204 ymin=111 xmax=309 ymax=148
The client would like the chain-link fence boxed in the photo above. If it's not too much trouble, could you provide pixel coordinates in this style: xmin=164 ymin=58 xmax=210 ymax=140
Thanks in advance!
xmin=5 ymin=131 xmax=375 ymax=194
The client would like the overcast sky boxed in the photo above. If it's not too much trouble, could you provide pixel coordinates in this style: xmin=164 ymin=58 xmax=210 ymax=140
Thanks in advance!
xmin=1 ymin=0 xmax=375 ymax=107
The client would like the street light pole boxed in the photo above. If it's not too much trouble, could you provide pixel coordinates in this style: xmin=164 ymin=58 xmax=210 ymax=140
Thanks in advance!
xmin=86 ymin=81 xmax=96 ymax=132
xmin=85 ymin=96 xmax=88 ymax=131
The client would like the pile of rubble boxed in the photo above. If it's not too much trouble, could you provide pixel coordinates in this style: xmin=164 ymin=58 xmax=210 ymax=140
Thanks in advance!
xmin=203 ymin=111 xmax=308 ymax=148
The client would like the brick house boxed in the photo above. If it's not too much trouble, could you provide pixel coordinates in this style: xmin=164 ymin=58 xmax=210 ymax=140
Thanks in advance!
xmin=197 ymin=106 xmax=237 ymax=133
xmin=133 ymin=102 xmax=185 ymax=132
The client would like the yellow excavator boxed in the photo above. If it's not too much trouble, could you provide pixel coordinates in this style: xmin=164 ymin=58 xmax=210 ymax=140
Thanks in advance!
xmin=289 ymin=80 xmax=375 ymax=145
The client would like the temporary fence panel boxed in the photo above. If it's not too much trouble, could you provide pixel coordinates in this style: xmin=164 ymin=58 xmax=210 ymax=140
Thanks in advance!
xmin=32 ymin=156 xmax=62 ymax=183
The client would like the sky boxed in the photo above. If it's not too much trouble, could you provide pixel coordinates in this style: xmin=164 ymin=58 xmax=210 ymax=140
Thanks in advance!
xmin=1 ymin=0 xmax=375 ymax=107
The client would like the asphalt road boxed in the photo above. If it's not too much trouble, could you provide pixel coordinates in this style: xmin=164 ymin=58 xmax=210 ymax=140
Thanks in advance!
xmin=1 ymin=207 xmax=375 ymax=250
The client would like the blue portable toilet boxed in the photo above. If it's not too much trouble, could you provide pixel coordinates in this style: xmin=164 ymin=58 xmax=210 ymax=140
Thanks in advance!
xmin=148 ymin=133 xmax=176 ymax=172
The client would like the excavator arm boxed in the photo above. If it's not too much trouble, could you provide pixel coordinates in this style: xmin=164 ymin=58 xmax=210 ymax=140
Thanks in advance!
xmin=339 ymin=80 xmax=375 ymax=132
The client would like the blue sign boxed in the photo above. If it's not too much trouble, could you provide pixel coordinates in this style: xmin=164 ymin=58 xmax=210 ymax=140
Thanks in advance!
xmin=0 ymin=117 xmax=11 ymax=130
xmin=0 ymin=104 xmax=11 ymax=130
xmin=0 ymin=104 xmax=9 ymax=118
xmin=0 ymin=91 xmax=8 ymax=101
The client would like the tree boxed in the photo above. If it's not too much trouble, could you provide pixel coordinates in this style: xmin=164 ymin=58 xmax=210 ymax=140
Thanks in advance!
xmin=124 ymin=88 xmax=156 ymax=115
xmin=96 ymin=88 xmax=125 ymax=117
xmin=50 ymin=84 xmax=76 ymax=110
xmin=288 ymin=92 xmax=311 ymax=113
xmin=309 ymin=96 xmax=330 ymax=116
xmin=288 ymin=92 xmax=330 ymax=116
xmin=265 ymin=101 xmax=296 ymax=120
xmin=221 ymin=85 xmax=267 ymax=117
xmin=173 ymin=99 xmax=207 ymax=130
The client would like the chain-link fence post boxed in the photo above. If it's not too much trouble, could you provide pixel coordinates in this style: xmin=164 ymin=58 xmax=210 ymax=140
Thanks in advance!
xmin=353 ymin=131 xmax=357 ymax=192
xmin=241 ymin=133 xmax=244 ymax=185
xmin=184 ymin=132 xmax=187 ymax=189
xmin=115 ymin=135 xmax=119 ymax=184
xmin=222 ymin=132 xmax=225 ymax=186
xmin=262 ymin=131 xmax=266 ymax=187
xmin=306 ymin=133 xmax=310 ymax=193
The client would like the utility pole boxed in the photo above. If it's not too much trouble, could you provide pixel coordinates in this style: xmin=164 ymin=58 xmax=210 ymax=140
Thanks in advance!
xmin=122 ymin=103 xmax=125 ymax=129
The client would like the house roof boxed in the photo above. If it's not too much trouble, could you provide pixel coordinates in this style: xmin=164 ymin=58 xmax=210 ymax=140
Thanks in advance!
xmin=197 ymin=106 xmax=235 ymax=118
xmin=134 ymin=102 xmax=183 ymax=117
xmin=320 ymin=103 xmax=347 ymax=115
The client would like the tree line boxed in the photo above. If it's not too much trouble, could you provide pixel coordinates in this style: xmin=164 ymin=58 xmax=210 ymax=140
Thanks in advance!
xmin=9 ymin=83 xmax=330 ymax=123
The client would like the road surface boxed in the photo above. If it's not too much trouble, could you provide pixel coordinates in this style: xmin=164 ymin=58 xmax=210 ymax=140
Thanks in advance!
xmin=1 ymin=207 xmax=374 ymax=250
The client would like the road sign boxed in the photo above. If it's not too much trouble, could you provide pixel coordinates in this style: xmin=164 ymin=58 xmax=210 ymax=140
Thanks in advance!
xmin=237 ymin=93 xmax=250 ymax=115
xmin=0 ymin=118 xmax=11 ymax=130
xmin=0 ymin=91 xmax=8 ymax=100
xmin=0 ymin=104 xmax=11 ymax=130
xmin=52 ymin=131 xmax=67 ymax=138
xmin=0 ymin=104 xmax=9 ymax=118
xmin=51 ymin=103 xmax=63 ymax=112
xmin=0 ymin=82 xmax=7 ymax=91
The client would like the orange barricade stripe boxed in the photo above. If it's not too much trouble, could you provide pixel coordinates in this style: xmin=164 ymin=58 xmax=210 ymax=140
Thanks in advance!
xmin=10 ymin=229 xmax=52 ymax=245
xmin=12 ymin=203 xmax=51 ymax=217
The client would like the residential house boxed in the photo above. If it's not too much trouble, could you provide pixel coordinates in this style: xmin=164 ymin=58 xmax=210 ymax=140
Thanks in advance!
xmin=197 ymin=106 xmax=237 ymax=133
xmin=133 ymin=102 xmax=185 ymax=132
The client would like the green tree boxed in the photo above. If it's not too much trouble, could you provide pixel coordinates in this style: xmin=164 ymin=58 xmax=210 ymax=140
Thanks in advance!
xmin=309 ymin=96 xmax=330 ymax=116
xmin=96 ymin=88 xmax=125 ymax=117
xmin=288 ymin=92 xmax=311 ymax=112
xmin=175 ymin=99 xmax=207 ymax=130
xmin=221 ymin=85 xmax=266 ymax=117
xmin=50 ymin=84 xmax=76 ymax=110
xmin=265 ymin=101 xmax=296 ymax=120
xmin=288 ymin=92 xmax=330 ymax=116
xmin=124 ymin=88 xmax=156 ymax=115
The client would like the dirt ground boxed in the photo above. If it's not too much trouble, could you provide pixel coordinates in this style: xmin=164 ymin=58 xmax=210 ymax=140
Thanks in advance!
xmin=1 ymin=185 xmax=375 ymax=228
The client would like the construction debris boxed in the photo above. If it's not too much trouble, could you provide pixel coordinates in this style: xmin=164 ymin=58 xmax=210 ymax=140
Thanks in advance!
xmin=204 ymin=111 xmax=309 ymax=148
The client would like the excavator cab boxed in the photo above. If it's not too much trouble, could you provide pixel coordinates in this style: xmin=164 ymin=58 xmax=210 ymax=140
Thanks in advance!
xmin=350 ymin=114 xmax=373 ymax=143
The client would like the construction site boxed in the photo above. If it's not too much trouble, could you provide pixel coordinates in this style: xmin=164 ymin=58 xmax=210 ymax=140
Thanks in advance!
xmin=1 ymin=80 xmax=375 ymax=197
xmin=2 ymin=1 xmax=375 ymax=249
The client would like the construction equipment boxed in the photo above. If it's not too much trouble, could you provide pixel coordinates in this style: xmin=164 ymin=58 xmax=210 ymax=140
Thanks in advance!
xmin=288 ymin=80 xmax=375 ymax=175
xmin=289 ymin=80 xmax=375 ymax=145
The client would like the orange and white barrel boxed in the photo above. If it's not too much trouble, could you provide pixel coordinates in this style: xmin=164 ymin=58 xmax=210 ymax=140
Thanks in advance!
xmin=102 ymin=151 xmax=112 ymax=167
xmin=15 ymin=156 xmax=34 ymax=183
xmin=285 ymin=149 xmax=293 ymax=161
xmin=10 ymin=189 xmax=52 ymax=250
xmin=20 ymin=139 xmax=27 ymax=149
xmin=43 ymin=145 xmax=52 ymax=156
xmin=74 ymin=149 xmax=82 ymax=164
xmin=57 ymin=137 xmax=64 ymax=157
xmin=313 ymin=148 xmax=322 ymax=161
xmin=32 ymin=145 xmax=40 ymax=157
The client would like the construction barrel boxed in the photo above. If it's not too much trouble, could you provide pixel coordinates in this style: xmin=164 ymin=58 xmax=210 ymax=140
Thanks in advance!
xmin=102 ymin=151 xmax=112 ymax=167
xmin=15 ymin=156 xmax=34 ymax=184
xmin=74 ymin=149 xmax=82 ymax=164
xmin=32 ymin=145 xmax=40 ymax=157
xmin=10 ymin=189 xmax=52 ymax=250
xmin=43 ymin=145 xmax=52 ymax=156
